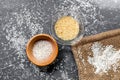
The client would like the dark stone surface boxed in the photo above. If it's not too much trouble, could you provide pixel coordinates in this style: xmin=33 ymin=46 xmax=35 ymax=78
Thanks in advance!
xmin=0 ymin=0 xmax=120 ymax=80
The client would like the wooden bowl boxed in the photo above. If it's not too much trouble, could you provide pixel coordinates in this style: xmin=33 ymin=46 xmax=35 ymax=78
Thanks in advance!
xmin=26 ymin=34 xmax=58 ymax=66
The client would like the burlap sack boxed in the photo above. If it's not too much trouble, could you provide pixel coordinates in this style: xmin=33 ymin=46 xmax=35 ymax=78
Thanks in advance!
xmin=72 ymin=29 xmax=120 ymax=80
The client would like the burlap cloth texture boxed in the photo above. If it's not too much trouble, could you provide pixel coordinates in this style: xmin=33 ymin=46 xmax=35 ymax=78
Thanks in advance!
xmin=72 ymin=29 xmax=120 ymax=80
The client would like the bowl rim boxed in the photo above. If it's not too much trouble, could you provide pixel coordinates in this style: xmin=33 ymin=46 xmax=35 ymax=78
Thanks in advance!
xmin=26 ymin=34 xmax=58 ymax=66
xmin=50 ymin=12 xmax=85 ymax=45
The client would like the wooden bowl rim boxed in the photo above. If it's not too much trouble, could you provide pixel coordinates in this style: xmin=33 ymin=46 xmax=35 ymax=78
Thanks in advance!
xmin=26 ymin=34 xmax=58 ymax=66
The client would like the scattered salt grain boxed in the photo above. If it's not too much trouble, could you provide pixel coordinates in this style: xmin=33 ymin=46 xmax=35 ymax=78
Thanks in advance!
xmin=88 ymin=42 xmax=120 ymax=74
xmin=32 ymin=40 xmax=53 ymax=61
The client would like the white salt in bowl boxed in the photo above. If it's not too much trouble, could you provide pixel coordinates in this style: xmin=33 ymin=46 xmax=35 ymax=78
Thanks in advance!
xmin=26 ymin=34 xmax=58 ymax=66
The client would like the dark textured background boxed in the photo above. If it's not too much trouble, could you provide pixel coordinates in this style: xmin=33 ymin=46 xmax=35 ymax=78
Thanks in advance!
xmin=0 ymin=0 xmax=120 ymax=80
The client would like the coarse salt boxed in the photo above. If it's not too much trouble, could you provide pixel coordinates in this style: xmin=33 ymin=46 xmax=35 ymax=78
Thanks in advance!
xmin=55 ymin=16 xmax=79 ymax=40
xmin=32 ymin=40 xmax=53 ymax=61
xmin=88 ymin=42 xmax=120 ymax=74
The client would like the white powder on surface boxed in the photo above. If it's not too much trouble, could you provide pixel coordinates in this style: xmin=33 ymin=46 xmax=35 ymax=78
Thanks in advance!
xmin=93 ymin=0 xmax=120 ymax=9
xmin=1 ymin=3 xmax=44 ymax=77
xmin=1 ymin=0 xmax=110 ymax=79
xmin=33 ymin=40 xmax=53 ymax=61
xmin=88 ymin=42 xmax=120 ymax=74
